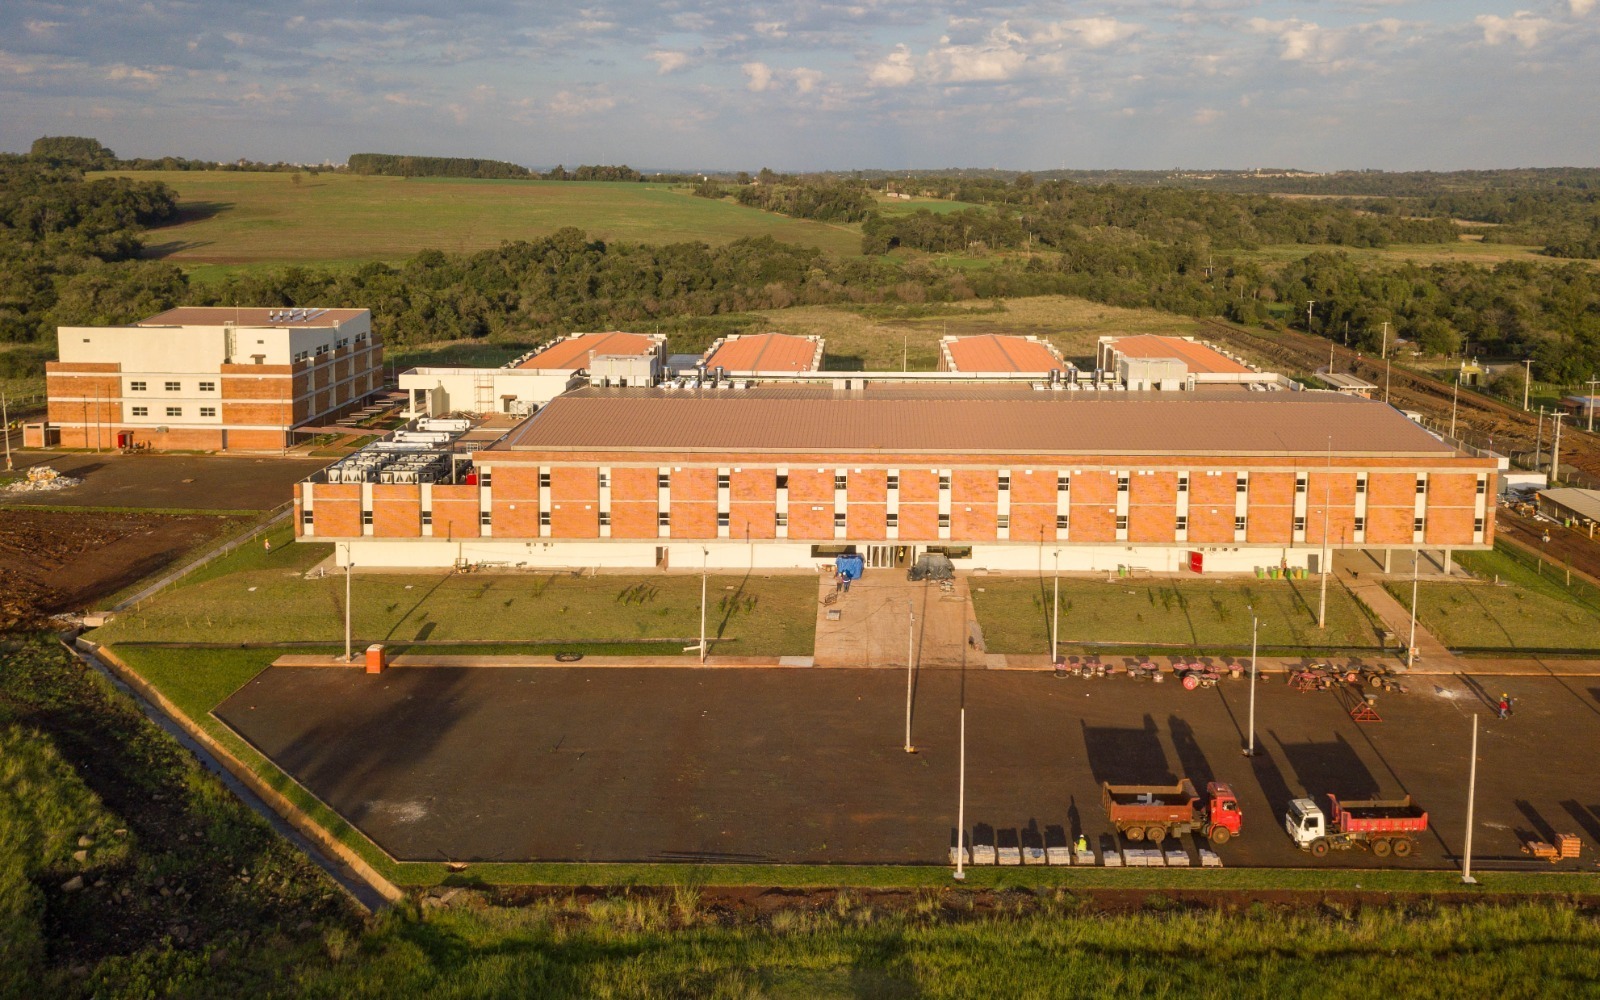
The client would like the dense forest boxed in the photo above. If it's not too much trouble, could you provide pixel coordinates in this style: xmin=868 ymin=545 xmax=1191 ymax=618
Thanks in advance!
xmin=347 ymin=153 xmax=532 ymax=179
xmin=3 ymin=138 xmax=1599 ymax=392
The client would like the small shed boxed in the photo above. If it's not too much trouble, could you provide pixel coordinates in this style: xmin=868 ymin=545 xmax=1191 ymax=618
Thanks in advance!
xmin=1536 ymin=488 xmax=1600 ymax=530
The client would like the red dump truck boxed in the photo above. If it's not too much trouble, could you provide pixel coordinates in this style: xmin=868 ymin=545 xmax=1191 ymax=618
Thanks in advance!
xmin=1101 ymin=779 xmax=1244 ymax=844
xmin=1285 ymin=793 xmax=1428 ymax=858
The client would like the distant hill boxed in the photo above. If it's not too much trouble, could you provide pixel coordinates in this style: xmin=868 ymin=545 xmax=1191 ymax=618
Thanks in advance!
xmin=347 ymin=153 xmax=532 ymax=180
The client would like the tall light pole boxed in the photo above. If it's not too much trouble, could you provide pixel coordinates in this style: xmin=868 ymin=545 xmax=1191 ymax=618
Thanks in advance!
xmin=954 ymin=706 xmax=967 ymax=881
xmin=1381 ymin=322 xmax=1392 ymax=404
xmin=904 ymin=599 xmax=916 ymax=754
xmin=699 ymin=547 xmax=709 ymax=664
xmin=1588 ymin=378 xmax=1599 ymax=433
xmin=1535 ymin=407 xmax=1545 ymax=472
xmin=1243 ymin=606 xmax=1259 ymax=757
xmin=1552 ymin=412 xmax=1564 ymax=483
xmin=343 ymin=543 xmax=354 ymax=662
xmin=1450 ymin=376 xmax=1459 ymax=439
xmin=1522 ymin=359 xmax=1533 ymax=412
xmin=1051 ymin=549 xmax=1061 ymax=665
xmin=1306 ymin=299 xmax=1316 ymax=337
xmin=1 ymin=390 xmax=12 ymax=471
xmin=1462 ymin=712 xmax=1480 ymax=885
xmin=1406 ymin=549 xmax=1420 ymax=669
xmin=1317 ymin=436 xmax=1331 ymax=629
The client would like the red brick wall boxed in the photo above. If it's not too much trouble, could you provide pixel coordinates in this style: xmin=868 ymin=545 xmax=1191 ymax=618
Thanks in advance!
xmin=372 ymin=485 xmax=421 ymax=537
xmin=431 ymin=485 xmax=481 ymax=540
xmin=313 ymin=485 xmax=361 ymax=537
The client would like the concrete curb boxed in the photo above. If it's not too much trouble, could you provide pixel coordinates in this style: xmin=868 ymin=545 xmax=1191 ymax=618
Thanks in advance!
xmin=77 ymin=639 xmax=405 ymax=907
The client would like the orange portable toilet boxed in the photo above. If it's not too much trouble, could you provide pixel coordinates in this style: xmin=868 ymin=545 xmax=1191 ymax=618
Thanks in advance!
xmin=364 ymin=643 xmax=387 ymax=674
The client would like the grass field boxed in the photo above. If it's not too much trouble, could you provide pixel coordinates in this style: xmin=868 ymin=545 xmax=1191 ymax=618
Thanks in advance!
xmin=92 ymin=561 xmax=818 ymax=655
xmin=1387 ymin=543 xmax=1600 ymax=650
xmin=104 ymin=172 xmax=864 ymax=272
xmin=970 ymin=576 xmax=1381 ymax=653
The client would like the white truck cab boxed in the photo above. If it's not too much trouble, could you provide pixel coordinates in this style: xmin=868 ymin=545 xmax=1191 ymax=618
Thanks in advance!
xmin=1285 ymin=797 xmax=1326 ymax=847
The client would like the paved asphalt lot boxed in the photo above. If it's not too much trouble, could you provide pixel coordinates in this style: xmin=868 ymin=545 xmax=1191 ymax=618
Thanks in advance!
xmin=217 ymin=665 xmax=1600 ymax=869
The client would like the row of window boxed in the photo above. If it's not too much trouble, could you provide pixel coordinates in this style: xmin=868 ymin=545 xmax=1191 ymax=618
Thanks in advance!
xmin=130 ymin=406 xmax=216 ymax=418
xmin=128 ymin=380 xmax=216 ymax=393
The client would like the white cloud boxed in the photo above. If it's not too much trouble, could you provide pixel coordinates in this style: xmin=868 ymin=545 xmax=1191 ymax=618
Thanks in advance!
xmin=382 ymin=92 xmax=428 ymax=108
xmin=754 ymin=21 xmax=787 ymax=39
xmin=649 ymin=50 xmax=690 ymax=74
xmin=105 ymin=64 xmax=170 ymax=86
xmin=868 ymin=44 xmax=916 ymax=87
xmin=742 ymin=61 xmax=773 ymax=92
xmin=1571 ymin=0 xmax=1595 ymax=15
xmin=1032 ymin=17 xmax=1139 ymax=49
xmin=1193 ymin=107 xmax=1222 ymax=125
xmin=547 ymin=90 xmax=616 ymax=116
xmin=1476 ymin=12 xmax=1554 ymax=48
xmin=791 ymin=67 xmax=822 ymax=94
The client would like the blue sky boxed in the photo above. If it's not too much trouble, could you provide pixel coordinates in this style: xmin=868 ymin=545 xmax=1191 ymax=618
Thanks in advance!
xmin=2 ymin=1 xmax=1597 ymax=171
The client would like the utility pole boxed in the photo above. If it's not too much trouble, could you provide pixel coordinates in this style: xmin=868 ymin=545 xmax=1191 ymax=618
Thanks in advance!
xmin=1462 ymin=713 xmax=1479 ymax=885
xmin=1536 ymin=407 xmax=1545 ymax=472
xmin=1242 ymin=607 xmax=1259 ymax=757
xmin=1552 ymin=411 xmax=1564 ymax=483
xmin=904 ymin=600 xmax=916 ymax=754
xmin=1407 ymin=550 xmax=1420 ymax=669
xmin=1317 ymin=436 xmax=1331 ymax=629
xmin=1306 ymin=300 xmax=1316 ymax=336
xmin=1 ymin=390 xmax=12 ymax=471
xmin=1588 ymin=377 xmax=1599 ymax=433
xmin=1450 ymin=376 xmax=1459 ymax=439
xmin=954 ymin=707 xmax=967 ymax=881
xmin=1051 ymin=549 xmax=1061 ymax=665
xmin=1522 ymin=359 xmax=1533 ymax=411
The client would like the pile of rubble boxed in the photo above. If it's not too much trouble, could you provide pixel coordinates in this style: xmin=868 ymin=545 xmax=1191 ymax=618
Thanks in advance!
xmin=4 ymin=465 xmax=83 ymax=493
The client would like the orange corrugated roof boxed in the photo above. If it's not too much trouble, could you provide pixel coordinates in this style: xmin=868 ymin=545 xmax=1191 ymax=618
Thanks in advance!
xmin=137 ymin=307 xmax=368 ymax=327
xmin=1108 ymin=336 xmax=1252 ymax=374
xmin=946 ymin=335 xmax=1064 ymax=373
xmin=495 ymin=385 xmax=1452 ymax=457
xmin=704 ymin=334 xmax=818 ymax=373
xmin=519 ymin=332 xmax=657 ymax=370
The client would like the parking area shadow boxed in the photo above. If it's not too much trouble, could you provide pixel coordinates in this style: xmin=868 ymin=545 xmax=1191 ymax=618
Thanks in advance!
xmin=1272 ymin=732 xmax=1380 ymax=800
xmin=1081 ymin=714 xmax=1174 ymax=785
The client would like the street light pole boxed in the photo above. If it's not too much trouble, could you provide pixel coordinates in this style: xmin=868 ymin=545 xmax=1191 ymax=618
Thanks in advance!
xmin=1552 ymin=412 xmax=1564 ymax=483
xmin=1317 ymin=436 xmax=1331 ymax=629
xmin=1051 ymin=549 xmax=1061 ymax=665
xmin=699 ymin=547 xmax=708 ymax=664
xmin=954 ymin=706 xmax=967 ymax=880
xmin=1522 ymin=359 xmax=1533 ymax=412
xmin=904 ymin=599 xmax=916 ymax=754
xmin=343 ymin=543 xmax=353 ymax=662
xmin=1588 ymin=378 xmax=1599 ymax=433
xmin=1381 ymin=322 xmax=1391 ymax=404
xmin=1462 ymin=712 xmax=1480 ymax=885
xmin=1 ymin=390 xmax=12 ymax=471
xmin=1450 ymin=376 xmax=1459 ymax=439
xmin=1243 ymin=608 xmax=1259 ymax=757
xmin=1407 ymin=550 xmax=1420 ymax=669
xmin=1535 ymin=407 xmax=1545 ymax=472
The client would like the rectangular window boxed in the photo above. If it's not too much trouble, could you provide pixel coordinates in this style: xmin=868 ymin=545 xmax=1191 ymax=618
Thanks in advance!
xmin=718 ymin=512 xmax=730 ymax=527
xmin=1296 ymin=475 xmax=1308 ymax=494
xmin=539 ymin=472 xmax=551 ymax=488
xmin=199 ymin=407 xmax=216 ymax=417
xmin=1115 ymin=515 xmax=1128 ymax=531
xmin=887 ymin=475 xmax=899 ymax=491
xmin=886 ymin=512 xmax=898 ymax=528
xmin=1117 ymin=476 xmax=1129 ymax=493
xmin=658 ymin=512 xmax=670 ymax=526
xmin=599 ymin=511 xmax=610 ymax=527
xmin=301 ymin=510 xmax=314 ymax=526
xmin=1476 ymin=477 xmax=1487 ymax=495
xmin=165 ymin=406 xmax=182 ymax=417
xmin=1235 ymin=515 xmax=1247 ymax=531
xmin=479 ymin=511 xmax=492 ymax=526
xmin=539 ymin=511 xmax=551 ymax=527
xmin=833 ymin=513 xmax=846 ymax=528
xmin=998 ymin=475 xmax=1010 ymax=492
xmin=130 ymin=381 xmax=146 ymax=392
xmin=776 ymin=474 xmax=788 ymax=490
xmin=1057 ymin=475 xmax=1069 ymax=493
xmin=717 ymin=474 xmax=730 ymax=490
xmin=1354 ymin=516 xmax=1366 ymax=532
xmin=997 ymin=514 xmax=1010 ymax=529
xmin=776 ymin=513 xmax=788 ymax=527
xmin=1474 ymin=517 xmax=1485 ymax=533
xmin=1175 ymin=515 xmax=1188 ymax=531
xmin=1414 ymin=517 xmax=1425 ymax=532
xmin=479 ymin=471 xmax=492 ymax=487
xmin=939 ymin=475 xmax=950 ymax=491
xmin=598 ymin=472 xmax=609 ymax=489
xmin=1056 ymin=515 xmax=1068 ymax=529
xmin=834 ymin=473 xmax=847 ymax=490
xmin=164 ymin=381 xmax=181 ymax=392
xmin=1236 ymin=475 xmax=1248 ymax=493
xmin=131 ymin=406 xmax=148 ymax=417
xmin=1356 ymin=477 xmax=1367 ymax=494
xmin=421 ymin=510 xmax=433 ymax=526
xmin=1416 ymin=477 xmax=1427 ymax=495
xmin=1294 ymin=516 xmax=1306 ymax=532
xmin=938 ymin=513 xmax=951 ymax=528
xmin=658 ymin=472 xmax=670 ymax=488
xmin=1177 ymin=476 xmax=1188 ymax=493
xmin=199 ymin=381 xmax=216 ymax=392
xmin=361 ymin=510 xmax=373 ymax=526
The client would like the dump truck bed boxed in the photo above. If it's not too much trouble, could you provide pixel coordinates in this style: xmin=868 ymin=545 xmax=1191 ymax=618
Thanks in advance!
xmin=1330 ymin=794 xmax=1428 ymax=834
xmin=1102 ymin=780 xmax=1201 ymax=823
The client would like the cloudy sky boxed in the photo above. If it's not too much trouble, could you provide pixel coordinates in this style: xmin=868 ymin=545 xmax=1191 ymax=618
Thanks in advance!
xmin=2 ymin=1 xmax=1597 ymax=171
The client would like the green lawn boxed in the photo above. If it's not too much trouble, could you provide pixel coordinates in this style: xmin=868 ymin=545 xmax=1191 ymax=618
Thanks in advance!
xmin=104 ymin=172 xmax=864 ymax=271
xmin=971 ymin=577 xmax=1381 ymax=654
xmin=1386 ymin=543 xmax=1600 ymax=651
xmin=93 ymin=565 xmax=817 ymax=655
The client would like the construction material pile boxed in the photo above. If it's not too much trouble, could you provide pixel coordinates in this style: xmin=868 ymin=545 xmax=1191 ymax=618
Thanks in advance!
xmin=4 ymin=466 xmax=83 ymax=493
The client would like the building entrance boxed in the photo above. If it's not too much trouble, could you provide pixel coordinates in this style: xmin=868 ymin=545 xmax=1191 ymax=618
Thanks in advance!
xmin=865 ymin=545 xmax=913 ymax=570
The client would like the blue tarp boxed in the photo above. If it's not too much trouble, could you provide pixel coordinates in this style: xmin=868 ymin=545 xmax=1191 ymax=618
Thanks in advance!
xmin=835 ymin=553 xmax=864 ymax=581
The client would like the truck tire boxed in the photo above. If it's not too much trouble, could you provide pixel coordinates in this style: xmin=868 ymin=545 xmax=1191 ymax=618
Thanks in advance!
xmin=1310 ymin=838 xmax=1330 ymax=858
xmin=1372 ymin=838 xmax=1392 ymax=858
xmin=1393 ymin=838 xmax=1414 ymax=857
xmin=1125 ymin=826 xmax=1145 ymax=842
xmin=1209 ymin=825 xmax=1231 ymax=845
xmin=1147 ymin=826 xmax=1167 ymax=843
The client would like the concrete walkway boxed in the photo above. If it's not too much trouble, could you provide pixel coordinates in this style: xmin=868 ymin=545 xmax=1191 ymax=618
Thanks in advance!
xmin=803 ymin=572 xmax=976 ymax=668
xmin=1334 ymin=562 xmax=1455 ymax=667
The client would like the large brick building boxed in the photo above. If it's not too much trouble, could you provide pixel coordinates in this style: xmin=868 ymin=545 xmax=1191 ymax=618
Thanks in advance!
xmin=30 ymin=307 xmax=381 ymax=451
xmin=295 ymin=384 xmax=1498 ymax=573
